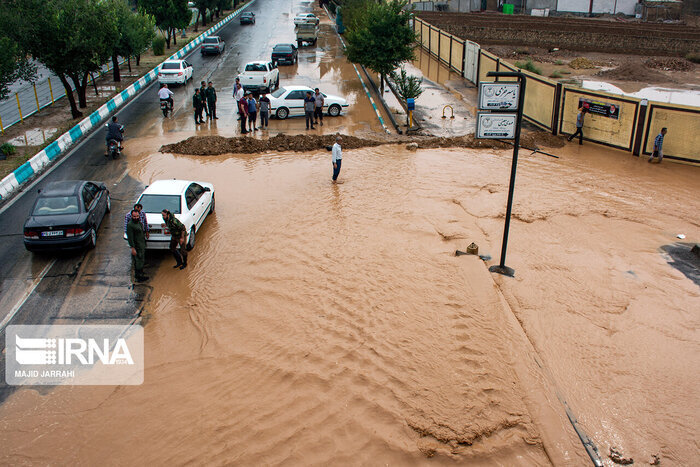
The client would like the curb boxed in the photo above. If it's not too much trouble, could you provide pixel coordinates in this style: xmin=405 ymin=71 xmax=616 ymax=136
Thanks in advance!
xmin=0 ymin=0 xmax=256 ymax=203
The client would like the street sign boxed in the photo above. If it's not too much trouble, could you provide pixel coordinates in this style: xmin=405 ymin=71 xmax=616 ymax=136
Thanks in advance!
xmin=406 ymin=98 xmax=415 ymax=110
xmin=478 ymin=82 xmax=520 ymax=110
xmin=476 ymin=112 xmax=517 ymax=139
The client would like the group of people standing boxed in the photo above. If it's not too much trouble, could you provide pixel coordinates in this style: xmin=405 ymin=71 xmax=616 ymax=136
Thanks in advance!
xmin=192 ymin=81 xmax=218 ymax=123
xmin=232 ymin=78 xmax=271 ymax=133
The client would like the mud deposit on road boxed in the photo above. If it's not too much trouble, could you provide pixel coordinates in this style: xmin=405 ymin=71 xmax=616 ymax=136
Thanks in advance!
xmin=160 ymin=131 xmax=564 ymax=156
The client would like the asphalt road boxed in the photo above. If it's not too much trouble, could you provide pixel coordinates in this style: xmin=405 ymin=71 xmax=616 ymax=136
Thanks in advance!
xmin=0 ymin=0 xmax=295 ymax=401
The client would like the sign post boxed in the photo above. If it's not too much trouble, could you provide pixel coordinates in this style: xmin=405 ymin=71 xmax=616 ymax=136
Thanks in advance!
xmin=476 ymin=72 xmax=527 ymax=277
xmin=407 ymin=98 xmax=415 ymax=129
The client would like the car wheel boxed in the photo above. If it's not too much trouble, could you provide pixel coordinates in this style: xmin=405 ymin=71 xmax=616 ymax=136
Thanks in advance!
xmin=276 ymin=107 xmax=289 ymax=119
xmin=209 ymin=195 xmax=215 ymax=214
xmin=329 ymin=104 xmax=341 ymax=117
xmin=106 ymin=195 xmax=111 ymax=213
xmin=88 ymin=228 xmax=96 ymax=249
xmin=187 ymin=226 xmax=195 ymax=251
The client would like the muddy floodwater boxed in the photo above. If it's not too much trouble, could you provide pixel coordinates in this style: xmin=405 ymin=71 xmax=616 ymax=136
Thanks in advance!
xmin=1 ymin=141 xmax=698 ymax=465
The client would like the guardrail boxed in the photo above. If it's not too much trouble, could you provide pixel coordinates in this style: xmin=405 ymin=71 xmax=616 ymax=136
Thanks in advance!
xmin=0 ymin=0 xmax=257 ymax=202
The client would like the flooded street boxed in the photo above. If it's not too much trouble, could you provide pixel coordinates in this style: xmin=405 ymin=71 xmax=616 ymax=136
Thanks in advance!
xmin=1 ymin=136 xmax=698 ymax=464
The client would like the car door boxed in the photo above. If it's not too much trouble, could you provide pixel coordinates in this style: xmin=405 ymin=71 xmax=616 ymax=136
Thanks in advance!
xmin=185 ymin=185 xmax=204 ymax=230
xmin=184 ymin=61 xmax=193 ymax=80
xmin=190 ymin=183 xmax=210 ymax=229
xmin=82 ymin=185 xmax=97 ymax=228
xmin=285 ymin=90 xmax=306 ymax=116
xmin=85 ymin=182 xmax=105 ymax=223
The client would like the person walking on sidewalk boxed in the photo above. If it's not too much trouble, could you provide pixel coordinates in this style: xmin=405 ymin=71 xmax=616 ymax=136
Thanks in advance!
xmin=314 ymin=88 xmax=325 ymax=126
xmin=568 ymin=107 xmax=587 ymax=145
xmin=199 ymin=81 xmax=209 ymax=118
xmin=258 ymin=93 xmax=270 ymax=129
xmin=649 ymin=127 xmax=667 ymax=163
xmin=193 ymin=88 xmax=205 ymax=124
xmin=332 ymin=136 xmax=342 ymax=182
xmin=162 ymin=209 xmax=188 ymax=270
xmin=247 ymin=93 xmax=258 ymax=132
xmin=126 ymin=209 xmax=149 ymax=282
xmin=123 ymin=203 xmax=149 ymax=239
xmin=304 ymin=91 xmax=315 ymax=129
xmin=206 ymin=81 xmax=218 ymax=119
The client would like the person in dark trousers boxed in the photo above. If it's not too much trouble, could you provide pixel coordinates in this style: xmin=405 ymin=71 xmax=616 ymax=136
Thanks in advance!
xmin=162 ymin=209 xmax=188 ymax=269
xmin=304 ymin=91 xmax=315 ymax=129
xmin=233 ymin=80 xmax=244 ymax=121
xmin=649 ymin=127 xmax=667 ymax=163
xmin=123 ymin=203 xmax=149 ymax=239
xmin=314 ymin=88 xmax=324 ymax=126
xmin=206 ymin=81 xmax=218 ymax=119
xmin=247 ymin=93 xmax=258 ymax=132
xmin=126 ymin=209 xmax=149 ymax=282
xmin=199 ymin=81 xmax=209 ymax=118
xmin=105 ymin=116 xmax=124 ymax=155
xmin=568 ymin=107 xmax=587 ymax=145
xmin=193 ymin=88 xmax=205 ymax=124
xmin=258 ymin=93 xmax=270 ymax=129
xmin=238 ymin=92 xmax=249 ymax=134
xmin=332 ymin=136 xmax=342 ymax=182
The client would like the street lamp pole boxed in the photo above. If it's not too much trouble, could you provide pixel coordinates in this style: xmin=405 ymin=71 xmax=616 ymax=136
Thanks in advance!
xmin=487 ymin=71 xmax=526 ymax=277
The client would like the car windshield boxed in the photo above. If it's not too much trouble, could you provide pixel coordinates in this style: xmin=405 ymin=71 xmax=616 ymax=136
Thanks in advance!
xmin=242 ymin=13 xmax=253 ymax=17
xmin=271 ymin=87 xmax=286 ymax=98
xmin=162 ymin=62 xmax=180 ymax=70
xmin=203 ymin=37 xmax=218 ymax=44
xmin=245 ymin=63 xmax=267 ymax=72
xmin=32 ymin=196 xmax=80 ymax=216
xmin=273 ymin=45 xmax=292 ymax=52
xmin=138 ymin=194 xmax=181 ymax=214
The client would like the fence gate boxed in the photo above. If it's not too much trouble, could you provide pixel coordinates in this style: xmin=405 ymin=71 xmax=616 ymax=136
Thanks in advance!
xmin=463 ymin=40 xmax=479 ymax=84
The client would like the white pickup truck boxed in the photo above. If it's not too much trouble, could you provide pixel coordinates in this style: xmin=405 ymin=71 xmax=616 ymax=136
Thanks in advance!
xmin=237 ymin=61 xmax=280 ymax=94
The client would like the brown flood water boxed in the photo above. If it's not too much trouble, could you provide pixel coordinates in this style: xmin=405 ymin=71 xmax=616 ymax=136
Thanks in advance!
xmin=1 ymin=141 xmax=698 ymax=465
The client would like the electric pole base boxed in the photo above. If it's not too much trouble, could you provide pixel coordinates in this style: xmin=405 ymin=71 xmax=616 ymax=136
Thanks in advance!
xmin=489 ymin=265 xmax=515 ymax=277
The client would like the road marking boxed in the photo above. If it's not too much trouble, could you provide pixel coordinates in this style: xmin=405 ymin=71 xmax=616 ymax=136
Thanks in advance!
xmin=0 ymin=259 xmax=56 ymax=331
xmin=114 ymin=168 xmax=129 ymax=185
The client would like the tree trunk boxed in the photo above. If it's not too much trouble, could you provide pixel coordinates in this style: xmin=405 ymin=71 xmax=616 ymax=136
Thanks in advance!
xmin=91 ymin=72 xmax=99 ymax=96
xmin=194 ymin=11 xmax=200 ymax=31
xmin=165 ymin=29 xmax=172 ymax=48
xmin=112 ymin=55 xmax=121 ymax=82
xmin=200 ymin=8 xmax=207 ymax=27
xmin=58 ymin=74 xmax=82 ymax=119
xmin=380 ymin=74 xmax=385 ymax=94
xmin=136 ymin=54 xmax=141 ymax=66
xmin=173 ymin=28 xmax=177 ymax=46
xmin=74 ymin=73 xmax=89 ymax=108
xmin=128 ymin=57 xmax=132 ymax=72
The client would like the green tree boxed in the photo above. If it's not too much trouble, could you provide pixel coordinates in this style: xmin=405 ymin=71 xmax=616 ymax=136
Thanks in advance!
xmin=141 ymin=0 xmax=191 ymax=49
xmin=390 ymin=67 xmax=423 ymax=102
xmin=0 ymin=37 xmax=37 ymax=101
xmin=2 ymin=0 xmax=119 ymax=118
xmin=214 ymin=0 xmax=231 ymax=18
xmin=109 ymin=0 xmax=156 ymax=81
xmin=193 ymin=0 xmax=216 ymax=30
xmin=344 ymin=0 xmax=417 ymax=92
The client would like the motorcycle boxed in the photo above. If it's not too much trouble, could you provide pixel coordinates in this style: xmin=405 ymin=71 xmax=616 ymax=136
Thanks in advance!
xmin=104 ymin=123 xmax=124 ymax=159
xmin=160 ymin=98 xmax=173 ymax=117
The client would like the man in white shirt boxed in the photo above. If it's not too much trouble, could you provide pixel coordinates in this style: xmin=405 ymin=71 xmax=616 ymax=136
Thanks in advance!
xmin=331 ymin=136 xmax=342 ymax=183
xmin=158 ymin=84 xmax=174 ymax=115
xmin=233 ymin=79 xmax=244 ymax=121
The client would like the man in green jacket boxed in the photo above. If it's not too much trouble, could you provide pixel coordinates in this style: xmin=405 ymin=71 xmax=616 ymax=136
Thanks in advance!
xmin=193 ymin=88 xmax=204 ymax=124
xmin=162 ymin=209 xmax=188 ymax=270
xmin=126 ymin=209 xmax=149 ymax=282
xmin=199 ymin=80 xmax=209 ymax=118
xmin=206 ymin=81 xmax=218 ymax=120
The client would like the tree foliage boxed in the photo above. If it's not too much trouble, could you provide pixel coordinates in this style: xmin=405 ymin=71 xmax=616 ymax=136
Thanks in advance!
xmin=1 ymin=0 xmax=119 ymax=118
xmin=109 ymin=0 xmax=156 ymax=81
xmin=0 ymin=37 xmax=37 ymax=101
xmin=193 ymin=0 xmax=216 ymax=29
xmin=141 ymin=0 xmax=191 ymax=48
xmin=390 ymin=67 xmax=423 ymax=102
xmin=344 ymin=0 xmax=416 ymax=90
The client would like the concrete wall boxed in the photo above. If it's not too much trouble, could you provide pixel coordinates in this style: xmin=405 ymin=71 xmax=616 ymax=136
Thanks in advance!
xmin=528 ymin=0 xmax=557 ymax=10
xmin=558 ymin=0 xmax=637 ymax=14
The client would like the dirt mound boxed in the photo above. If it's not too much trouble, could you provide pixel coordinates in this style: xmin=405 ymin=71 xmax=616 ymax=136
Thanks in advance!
xmin=596 ymin=61 xmax=670 ymax=82
xmin=568 ymin=57 xmax=597 ymax=69
xmin=160 ymin=134 xmax=384 ymax=155
xmin=644 ymin=57 xmax=694 ymax=72
xmin=521 ymin=131 xmax=566 ymax=149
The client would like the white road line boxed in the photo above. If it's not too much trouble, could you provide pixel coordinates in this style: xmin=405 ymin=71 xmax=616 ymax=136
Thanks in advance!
xmin=114 ymin=168 xmax=129 ymax=185
xmin=0 ymin=259 xmax=56 ymax=331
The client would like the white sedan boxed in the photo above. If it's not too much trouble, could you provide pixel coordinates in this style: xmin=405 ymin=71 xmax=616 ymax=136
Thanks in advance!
xmin=157 ymin=60 xmax=194 ymax=85
xmin=267 ymin=85 xmax=348 ymax=120
xmin=293 ymin=13 xmax=319 ymax=26
xmin=131 ymin=180 xmax=215 ymax=250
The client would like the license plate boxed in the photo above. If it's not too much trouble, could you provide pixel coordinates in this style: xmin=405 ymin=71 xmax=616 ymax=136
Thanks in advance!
xmin=150 ymin=229 xmax=162 ymax=234
xmin=41 ymin=230 xmax=63 ymax=237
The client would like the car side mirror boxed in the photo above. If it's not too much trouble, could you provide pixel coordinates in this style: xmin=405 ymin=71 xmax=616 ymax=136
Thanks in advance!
xmin=204 ymin=187 xmax=211 ymax=192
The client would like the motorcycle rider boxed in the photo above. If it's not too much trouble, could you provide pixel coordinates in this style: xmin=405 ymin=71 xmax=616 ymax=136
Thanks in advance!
xmin=158 ymin=83 xmax=174 ymax=115
xmin=105 ymin=116 xmax=124 ymax=155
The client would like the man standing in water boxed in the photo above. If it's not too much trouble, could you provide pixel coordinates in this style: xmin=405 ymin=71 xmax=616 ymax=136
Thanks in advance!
xmin=332 ymin=136 xmax=342 ymax=183
xmin=162 ymin=209 xmax=188 ymax=270
xmin=304 ymin=91 xmax=315 ymax=130
xmin=649 ymin=127 xmax=667 ymax=163
xmin=567 ymin=107 xmax=586 ymax=145
xmin=126 ymin=209 xmax=148 ymax=282
xmin=206 ymin=81 xmax=218 ymax=119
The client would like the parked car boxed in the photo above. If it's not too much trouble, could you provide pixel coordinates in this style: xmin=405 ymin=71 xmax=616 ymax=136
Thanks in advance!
xmin=157 ymin=60 xmax=193 ymax=85
xmin=237 ymin=61 xmax=280 ymax=94
xmin=240 ymin=12 xmax=255 ymax=24
xmin=24 ymin=180 xmax=110 ymax=252
xmin=271 ymin=43 xmax=298 ymax=65
xmin=267 ymin=85 xmax=348 ymax=119
xmin=200 ymin=36 xmax=225 ymax=55
xmin=296 ymin=23 xmax=318 ymax=47
xmin=132 ymin=180 xmax=215 ymax=250
xmin=293 ymin=13 xmax=319 ymax=26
